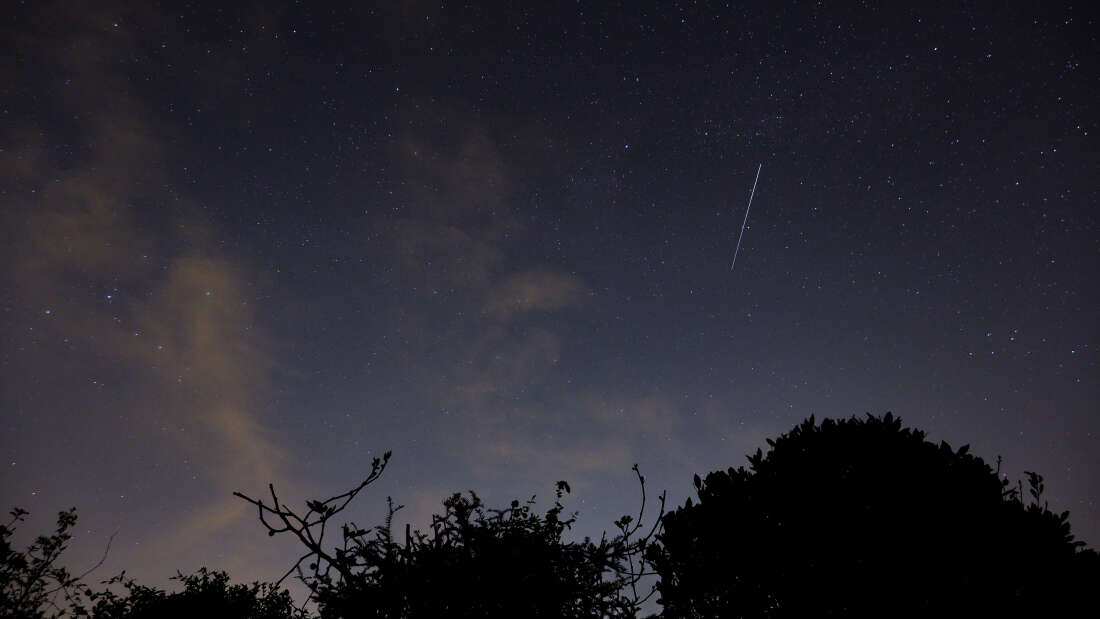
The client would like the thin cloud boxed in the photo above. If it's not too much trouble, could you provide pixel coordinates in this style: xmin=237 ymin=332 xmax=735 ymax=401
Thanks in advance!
xmin=2 ymin=0 xmax=295 ymax=577
xmin=485 ymin=267 xmax=587 ymax=319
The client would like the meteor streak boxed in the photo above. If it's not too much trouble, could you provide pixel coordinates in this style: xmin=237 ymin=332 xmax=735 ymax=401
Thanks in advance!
xmin=730 ymin=163 xmax=763 ymax=271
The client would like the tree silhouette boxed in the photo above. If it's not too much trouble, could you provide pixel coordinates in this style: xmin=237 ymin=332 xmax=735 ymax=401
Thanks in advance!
xmin=237 ymin=456 xmax=664 ymax=618
xmin=1 ymin=507 xmax=307 ymax=619
xmin=1 ymin=507 xmax=97 ymax=619
xmin=647 ymin=413 xmax=1099 ymax=618
xmin=11 ymin=414 xmax=1095 ymax=619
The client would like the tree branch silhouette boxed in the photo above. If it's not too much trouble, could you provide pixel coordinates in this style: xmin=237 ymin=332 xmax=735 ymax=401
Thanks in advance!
xmin=233 ymin=451 xmax=391 ymax=590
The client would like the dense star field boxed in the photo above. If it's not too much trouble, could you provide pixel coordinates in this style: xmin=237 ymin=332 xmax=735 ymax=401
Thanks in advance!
xmin=2 ymin=0 xmax=1096 ymax=598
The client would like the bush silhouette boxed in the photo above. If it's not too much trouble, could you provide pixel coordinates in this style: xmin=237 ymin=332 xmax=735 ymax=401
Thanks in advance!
xmin=84 ymin=568 xmax=309 ymax=619
xmin=1 ymin=507 xmax=86 ymax=619
xmin=9 ymin=414 xmax=1096 ymax=618
xmin=1 ymin=507 xmax=307 ymax=619
xmin=237 ymin=455 xmax=663 ymax=619
xmin=311 ymin=491 xmax=644 ymax=618
xmin=647 ymin=413 xmax=1099 ymax=618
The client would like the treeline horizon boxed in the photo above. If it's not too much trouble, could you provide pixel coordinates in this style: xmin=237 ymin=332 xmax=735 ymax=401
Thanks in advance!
xmin=5 ymin=413 xmax=1097 ymax=618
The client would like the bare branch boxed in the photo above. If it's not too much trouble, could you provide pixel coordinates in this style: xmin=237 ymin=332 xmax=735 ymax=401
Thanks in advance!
xmin=234 ymin=451 xmax=392 ymax=596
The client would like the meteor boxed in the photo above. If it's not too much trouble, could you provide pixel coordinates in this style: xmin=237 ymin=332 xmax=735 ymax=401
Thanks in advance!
xmin=730 ymin=163 xmax=763 ymax=271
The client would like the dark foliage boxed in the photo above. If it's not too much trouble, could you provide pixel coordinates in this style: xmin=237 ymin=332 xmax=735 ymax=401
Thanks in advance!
xmin=648 ymin=413 xmax=1099 ymax=618
xmin=82 ymin=568 xmax=310 ymax=619
xmin=10 ymin=414 xmax=1096 ymax=619
xmin=237 ymin=456 xmax=663 ymax=619
xmin=0 ymin=507 xmax=87 ymax=619
xmin=1 ymin=507 xmax=307 ymax=619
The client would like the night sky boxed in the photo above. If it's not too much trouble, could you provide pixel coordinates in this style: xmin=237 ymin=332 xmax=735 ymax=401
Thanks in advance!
xmin=2 ymin=0 xmax=1096 ymax=598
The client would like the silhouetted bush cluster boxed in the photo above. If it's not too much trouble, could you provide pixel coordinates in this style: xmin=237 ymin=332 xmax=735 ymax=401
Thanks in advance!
xmin=81 ymin=569 xmax=309 ymax=619
xmin=309 ymin=490 xmax=646 ymax=618
xmin=4 ymin=413 xmax=1097 ymax=618
xmin=0 ymin=507 xmax=304 ymax=619
xmin=235 ymin=456 xmax=662 ymax=619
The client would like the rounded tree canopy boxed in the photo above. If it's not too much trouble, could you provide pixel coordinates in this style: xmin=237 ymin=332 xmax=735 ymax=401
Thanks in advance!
xmin=649 ymin=413 xmax=1098 ymax=619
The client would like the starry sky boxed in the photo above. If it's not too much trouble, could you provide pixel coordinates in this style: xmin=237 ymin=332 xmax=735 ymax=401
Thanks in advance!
xmin=2 ymin=0 xmax=1096 ymax=597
